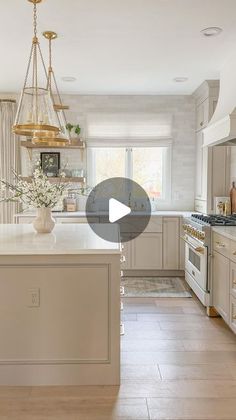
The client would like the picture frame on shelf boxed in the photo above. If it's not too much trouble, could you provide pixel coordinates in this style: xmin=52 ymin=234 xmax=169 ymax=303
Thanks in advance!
xmin=40 ymin=152 xmax=60 ymax=177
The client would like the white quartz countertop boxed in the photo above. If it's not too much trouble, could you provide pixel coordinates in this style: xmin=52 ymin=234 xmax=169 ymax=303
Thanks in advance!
xmin=0 ymin=224 xmax=121 ymax=255
xmin=15 ymin=210 xmax=195 ymax=218
xmin=212 ymin=226 xmax=236 ymax=242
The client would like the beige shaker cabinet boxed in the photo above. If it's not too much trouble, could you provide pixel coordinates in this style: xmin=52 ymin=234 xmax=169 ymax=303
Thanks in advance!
xmin=131 ymin=232 xmax=163 ymax=270
xmin=212 ymin=250 xmax=230 ymax=323
xmin=194 ymin=80 xmax=231 ymax=214
xmin=163 ymin=217 xmax=180 ymax=269
xmin=122 ymin=216 xmax=182 ymax=271
xmin=195 ymin=131 xmax=204 ymax=201
xmin=196 ymin=98 xmax=209 ymax=131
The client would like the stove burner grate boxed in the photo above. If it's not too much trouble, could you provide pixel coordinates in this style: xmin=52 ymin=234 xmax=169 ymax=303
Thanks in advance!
xmin=191 ymin=214 xmax=236 ymax=226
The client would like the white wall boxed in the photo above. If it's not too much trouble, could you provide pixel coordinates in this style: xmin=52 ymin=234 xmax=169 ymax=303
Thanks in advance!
xmin=2 ymin=93 xmax=196 ymax=211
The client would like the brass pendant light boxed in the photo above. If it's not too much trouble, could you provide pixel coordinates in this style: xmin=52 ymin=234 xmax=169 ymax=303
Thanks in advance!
xmin=32 ymin=31 xmax=70 ymax=146
xmin=13 ymin=0 xmax=60 ymax=138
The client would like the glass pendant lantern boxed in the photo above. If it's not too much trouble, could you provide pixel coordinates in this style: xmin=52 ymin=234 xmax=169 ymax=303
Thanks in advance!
xmin=32 ymin=31 xmax=70 ymax=146
xmin=13 ymin=0 xmax=60 ymax=138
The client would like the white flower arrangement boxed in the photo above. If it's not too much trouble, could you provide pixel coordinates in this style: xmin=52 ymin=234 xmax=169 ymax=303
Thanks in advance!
xmin=0 ymin=167 xmax=69 ymax=209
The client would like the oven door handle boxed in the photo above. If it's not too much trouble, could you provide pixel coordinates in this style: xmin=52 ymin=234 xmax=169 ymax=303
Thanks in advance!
xmin=181 ymin=236 xmax=205 ymax=254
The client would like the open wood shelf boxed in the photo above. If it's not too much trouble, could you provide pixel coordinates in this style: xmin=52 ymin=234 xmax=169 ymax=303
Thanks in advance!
xmin=20 ymin=139 xmax=85 ymax=150
xmin=22 ymin=177 xmax=86 ymax=184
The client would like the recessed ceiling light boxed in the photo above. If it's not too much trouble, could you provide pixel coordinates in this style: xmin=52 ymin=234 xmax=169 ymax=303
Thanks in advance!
xmin=173 ymin=77 xmax=188 ymax=83
xmin=61 ymin=76 xmax=77 ymax=82
xmin=201 ymin=27 xmax=223 ymax=37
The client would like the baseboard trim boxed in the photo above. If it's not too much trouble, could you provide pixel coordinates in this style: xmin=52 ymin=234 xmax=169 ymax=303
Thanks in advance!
xmin=122 ymin=270 xmax=185 ymax=277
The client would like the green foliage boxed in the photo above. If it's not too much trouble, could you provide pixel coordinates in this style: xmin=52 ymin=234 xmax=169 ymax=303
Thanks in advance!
xmin=66 ymin=123 xmax=81 ymax=136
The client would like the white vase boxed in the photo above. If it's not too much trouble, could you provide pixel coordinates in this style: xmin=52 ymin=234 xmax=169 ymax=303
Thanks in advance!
xmin=33 ymin=208 xmax=56 ymax=234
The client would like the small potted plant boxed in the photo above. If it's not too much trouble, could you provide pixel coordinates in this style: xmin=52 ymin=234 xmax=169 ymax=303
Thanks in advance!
xmin=66 ymin=123 xmax=81 ymax=138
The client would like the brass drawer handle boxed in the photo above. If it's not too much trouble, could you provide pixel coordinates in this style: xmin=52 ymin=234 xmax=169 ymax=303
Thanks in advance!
xmin=215 ymin=241 xmax=226 ymax=248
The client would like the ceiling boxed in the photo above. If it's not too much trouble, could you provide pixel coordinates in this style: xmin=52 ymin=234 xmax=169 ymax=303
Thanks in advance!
xmin=1 ymin=0 xmax=236 ymax=95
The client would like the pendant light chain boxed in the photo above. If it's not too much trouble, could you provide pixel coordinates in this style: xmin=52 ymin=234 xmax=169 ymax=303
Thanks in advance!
xmin=47 ymin=37 xmax=52 ymax=91
xmin=33 ymin=2 xmax=37 ymax=39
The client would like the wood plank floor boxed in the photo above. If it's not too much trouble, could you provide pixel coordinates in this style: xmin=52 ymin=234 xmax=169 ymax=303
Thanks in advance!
xmin=1 ymin=295 xmax=236 ymax=419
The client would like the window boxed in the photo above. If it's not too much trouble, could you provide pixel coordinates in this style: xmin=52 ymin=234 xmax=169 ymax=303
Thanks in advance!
xmin=86 ymin=112 xmax=172 ymax=200
xmin=87 ymin=146 xmax=171 ymax=200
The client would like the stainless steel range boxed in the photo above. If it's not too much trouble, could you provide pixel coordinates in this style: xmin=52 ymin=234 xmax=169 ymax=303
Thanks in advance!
xmin=182 ymin=214 xmax=236 ymax=313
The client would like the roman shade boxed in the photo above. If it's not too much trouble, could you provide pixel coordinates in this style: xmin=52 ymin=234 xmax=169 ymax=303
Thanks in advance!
xmin=85 ymin=113 xmax=173 ymax=147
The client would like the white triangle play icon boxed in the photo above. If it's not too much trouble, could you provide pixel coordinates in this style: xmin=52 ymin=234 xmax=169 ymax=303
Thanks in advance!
xmin=109 ymin=198 xmax=131 ymax=223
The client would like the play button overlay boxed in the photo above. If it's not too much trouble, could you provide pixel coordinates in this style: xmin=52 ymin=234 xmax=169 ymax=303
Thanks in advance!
xmin=86 ymin=177 xmax=151 ymax=243
xmin=109 ymin=198 xmax=131 ymax=223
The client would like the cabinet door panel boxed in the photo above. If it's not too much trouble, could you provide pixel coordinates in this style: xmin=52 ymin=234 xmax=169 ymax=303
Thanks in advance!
xmin=132 ymin=233 xmax=162 ymax=270
xmin=195 ymin=131 xmax=204 ymax=199
xmin=213 ymin=251 xmax=230 ymax=323
xmin=163 ymin=218 xmax=179 ymax=269
xmin=230 ymin=295 xmax=236 ymax=334
xmin=196 ymin=99 xmax=208 ymax=131
xmin=211 ymin=147 xmax=230 ymax=204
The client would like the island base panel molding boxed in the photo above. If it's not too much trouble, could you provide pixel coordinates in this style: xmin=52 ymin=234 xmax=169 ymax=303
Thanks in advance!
xmin=0 ymin=254 xmax=120 ymax=385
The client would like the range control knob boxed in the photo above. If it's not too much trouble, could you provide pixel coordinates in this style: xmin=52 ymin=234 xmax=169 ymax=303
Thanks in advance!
xmin=200 ymin=232 xmax=205 ymax=241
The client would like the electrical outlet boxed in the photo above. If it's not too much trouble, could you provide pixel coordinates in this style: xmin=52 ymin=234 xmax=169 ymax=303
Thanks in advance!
xmin=27 ymin=288 xmax=40 ymax=307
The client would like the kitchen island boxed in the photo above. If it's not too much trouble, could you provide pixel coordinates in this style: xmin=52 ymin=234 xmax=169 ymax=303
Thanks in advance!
xmin=0 ymin=224 xmax=121 ymax=385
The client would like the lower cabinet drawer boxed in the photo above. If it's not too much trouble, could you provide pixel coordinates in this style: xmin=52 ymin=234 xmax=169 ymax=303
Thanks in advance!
xmin=212 ymin=232 xmax=230 ymax=258
xmin=230 ymin=295 xmax=236 ymax=334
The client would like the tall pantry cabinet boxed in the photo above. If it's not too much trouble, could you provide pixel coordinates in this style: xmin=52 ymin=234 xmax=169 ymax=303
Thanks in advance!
xmin=194 ymin=80 xmax=231 ymax=214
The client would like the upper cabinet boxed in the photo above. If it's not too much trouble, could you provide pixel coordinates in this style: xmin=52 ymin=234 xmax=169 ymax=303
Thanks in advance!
xmin=196 ymin=98 xmax=209 ymax=131
xmin=194 ymin=81 xmax=231 ymax=214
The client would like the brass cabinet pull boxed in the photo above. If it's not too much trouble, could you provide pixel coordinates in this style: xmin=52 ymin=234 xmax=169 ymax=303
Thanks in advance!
xmin=215 ymin=241 xmax=226 ymax=248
